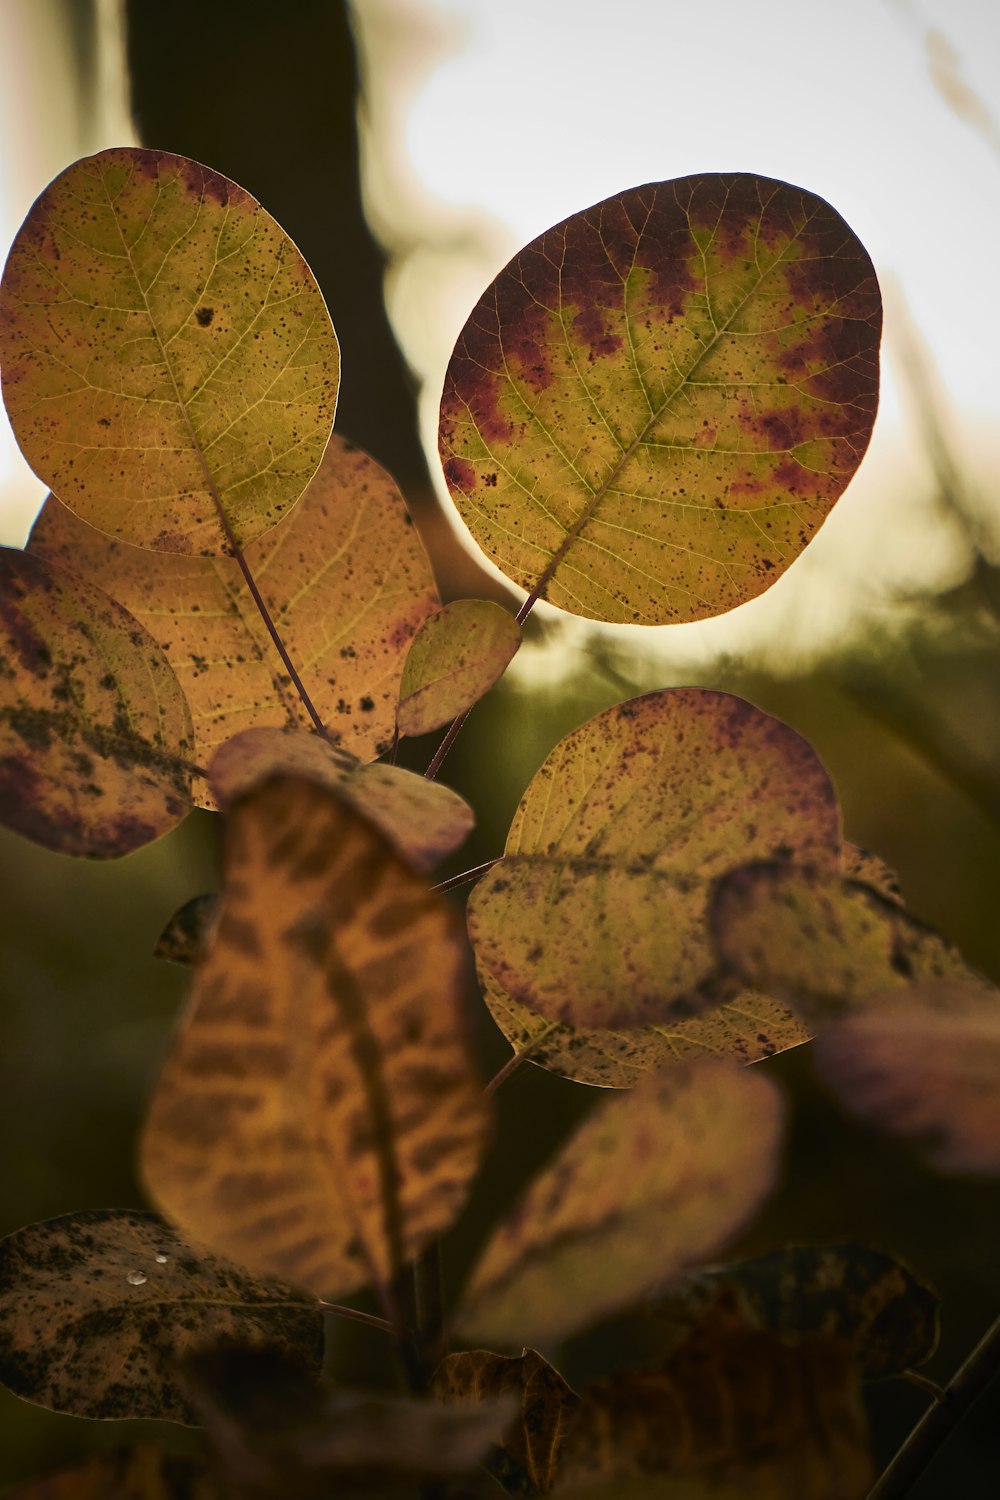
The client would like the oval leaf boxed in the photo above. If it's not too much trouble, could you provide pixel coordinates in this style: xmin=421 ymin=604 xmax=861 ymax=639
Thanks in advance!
xmin=397 ymin=599 xmax=522 ymax=738
xmin=29 ymin=435 xmax=439 ymax=802
xmin=469 ymin=689 xmax=840 ymax=1029
xmin=141 ymin=776 xmax=490 ymax=1300
xmin=0 ymin=548 xmax=193 ymax=856
xmin=209 ymin=726 xmax=473 ymax=870
xmin=0 ymin=1210 xmax=322 ymax=1422
xmin=456 ymin=1059 xmax=783 ymax=1346
xmin=816 ymin=978 xmax=1000 ymax=1174
xmin=1 ymin=147 xmax=339 ymax=552
xmin=440 ymin=174 xmax=881 ymax=624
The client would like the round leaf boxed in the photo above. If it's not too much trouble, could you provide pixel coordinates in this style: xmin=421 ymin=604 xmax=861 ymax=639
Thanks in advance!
xmin=397 ymin=599 xmax=522 ymax=738
xmin=0 ymin=147 xmax=339 ymax=552
xmin=440 ymin=174 xmax=881 ymax=623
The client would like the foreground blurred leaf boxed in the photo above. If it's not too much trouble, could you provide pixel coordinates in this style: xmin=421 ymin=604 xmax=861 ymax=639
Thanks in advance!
xmin=209 ymin=726 xmax=473 ymax=870
xmin=29 ymin=436 xmax=439 ymax=800
xmin=0 ymin=147 xmax=339 ymax=552
xmin=8 ymin=1447 xmax=218 ymax=1500
xmin=397 ymin=600 xmax=522 ymax=737
xmin=0 ymin=548 xmax=193 ymax=856
xmin=440 ymin=173 xmax=880 ymax=624
xmin=142 ymin=776 xmax=489 ymax=1302
xmin=0 ymin=1211 xmax=322 ymax=1422
xmin=433 ymin=1348 xmax=580 ymax=1495
xmin=469 ymin=689 xmax=840 ymax=1030
xmin=816 ymin=978 xmax=1000 ymax=1174
xmin=457 ymin=1059 xmax=782 ymax=1346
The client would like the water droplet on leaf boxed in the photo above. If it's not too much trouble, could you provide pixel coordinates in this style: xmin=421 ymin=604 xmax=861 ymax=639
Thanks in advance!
xmin=125 ymin=1270 xmax=147 ymax=1286
xmin=154 ymin=1253 xmax=168 ymax=1264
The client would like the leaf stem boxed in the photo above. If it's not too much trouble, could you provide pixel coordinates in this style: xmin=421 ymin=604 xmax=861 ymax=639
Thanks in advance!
xmin=485 ymin=1050 xmax=529 ymax=1096
xmin=315 ymin=1298 xmax=394 ymax=1335
xmin=866 ymin=1312 xmax=1000 ymax=1500
xmin=424 ymin=708 xmax=473 ymax=780
xmin=432 ymin=857 xmax=502 ymax=894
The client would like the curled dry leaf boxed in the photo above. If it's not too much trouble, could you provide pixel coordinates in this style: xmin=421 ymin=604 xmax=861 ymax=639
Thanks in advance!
xmin=0 ymin=147 xmax=339 ymax=553
xmin=6 ymin=1448 xmax=218 ymax=1500
xmin=433 ymin=1347 xmax=580 ymax=1495
xmin=155 ymin=893 xmax=219 ymax=967
xmin=0 ymin=548 xmax=193 ymax=857
xmin=141 ymin=776 xmax=490 ymax=1301
xmin=469 ymin=689 xmax=840 ymax=1030
xmin=816 ymin=978 xmax=1000 ymax=1174
xmin=209 ymin=725 xmax=473 ymax=871
xmin=457 ymin=1058 xmax=783 ymax=1347
xmin=29 ymin=435 xmax=439 ymax=803
xmin=440 ymin=173 xmax=880 ymax=624
xmin=0 ymin=1210 xmax=322 ymax=1423
xmin=397 ymin=598 xmax=522 ymax=738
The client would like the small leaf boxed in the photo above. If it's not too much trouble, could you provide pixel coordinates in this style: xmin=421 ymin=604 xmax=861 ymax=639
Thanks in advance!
xmin=469 ymin=689 xmax=840 ymax=1029
xmin=457 ymin=1059 xmax=783 ymax=1346
xmin=0 ymin=548 xmax=193 ymax=856
xmin=433 ymin=1348 xmax=580 ymax=1495
xmin=141 ymin=776 xmax=490 ymax=1300
xmin=397 ymin=599 xmax=522 ymax=737
xmin=29 ymin=435 xmax=439 ymax=802
xmin=440 ymin=174 xmax=880 ymax=624
xmin=7 ymin=1447 xmax=218 ymax=1500
xmin=816 ymin=978 xmax=1000 ymax=1174
xmin=0 ymin=1210 xmax=322 ymax=1422
xmin=209 ymin=726 xmax=474 ymax=871
xmin=1 ymin=147 xmax=339 ymax=552
xmin=155 ymin=893 xmax=219 ymax=966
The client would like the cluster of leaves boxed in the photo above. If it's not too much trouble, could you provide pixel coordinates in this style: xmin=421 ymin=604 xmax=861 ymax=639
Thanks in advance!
xmin=1 ymin=147 xmax=998 ymax=1498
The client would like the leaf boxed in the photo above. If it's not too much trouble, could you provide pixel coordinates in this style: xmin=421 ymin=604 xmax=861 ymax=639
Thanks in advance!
xmin=433 ymin=1348 xmax=580 ymax=1495
xmin=469 ymin=689 xmax=840 ymax=1030
xmin=439 ymin=174 xmax=881 ymax=625
xmin=0 ymin=1210 xmax=322 ymax=1422
xmin=709 ymin=862 xmax=980 ymax=1022
xmin=155 ymin=893 xmax=219 ymax=966
xmin=7 ymin=1448 xmax=218 ymax=1500
xmin=397 ymin=599 xmax=522 ymax=737
xmin=456 ymin=1059 xmax=783 ymax=1346
xmin=209 ymin=725 xmax=473 ymax=871
xmin=29 ymin=435 xmax=439 ymax=803
xmin=816 ymin=978 xmax=1000 ymax=1174
xmin=0 ymin=548 xmax=193 ymax=856
xmin=141 ymin=775 xmax=490 ymax=1300
xmin=0 ymin=147 xmax=339 ymax=553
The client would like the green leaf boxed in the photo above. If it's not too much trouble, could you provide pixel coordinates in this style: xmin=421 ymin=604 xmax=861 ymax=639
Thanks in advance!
xmin=0 ymin=548 xmax=193 ymax=856
xmin=469 ymin=689 xmax=840 ymax=1030
xmin=7 ymin=1448 xmax=218 ymax=1500
xmin=209 ymin=725 xmax=474 ymax=871
xmin=816 ymin=978 xmax=1000 ymax=1174
xmin=456 ymin=1059 xmax=783 ymax=1346
xmin=397 ymin=599 xmax=522 ymax=737
xmin=440 ymin=174 xmax=880 ymax=624
xmin=141 ymin=776 xmax=490 ymax=1301
xmin=0 ymin=1210 xmax=322 ymax=1422
xmin=1 ymin=147 xmax=339 ymax=553
xmin=29 ymin=435 xmax=439 ymax=801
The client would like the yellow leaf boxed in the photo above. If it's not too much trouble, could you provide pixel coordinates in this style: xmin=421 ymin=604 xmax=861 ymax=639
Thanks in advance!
xmin=397 ymin=599 xmax=522 ymax=738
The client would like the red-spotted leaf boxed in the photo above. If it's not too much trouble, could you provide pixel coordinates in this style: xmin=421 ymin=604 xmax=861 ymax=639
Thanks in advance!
xmin=440 ymin=174 xmax=881 ymax=624
xmin=209 ymin=726 xmax=473 ymax=870
xmin=0 ymin=548 xmax=193 ymax=856
xmin=456 ymin=1059 xmax=783 ymax=1346
xmin=1 ymin=147 xmax=339 ymax=553
xmin=397 ymin=599 xmax=522 ymax=737
xmin=469 ymin=689 xmax=840 ymax=1030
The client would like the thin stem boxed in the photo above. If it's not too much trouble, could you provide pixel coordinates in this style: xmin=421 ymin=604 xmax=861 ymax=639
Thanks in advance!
xmin=866 ymin=1313 xmax=1000 ymax=1500
xmin=432 ymin=857 xmax=502 ymax=894
xmin=485 ymin=1050 xmax=529 ymax=1097
xmin=900 ymin=1369 xmax=946 ymax=1402
xmin=424 ymin=707 xmax=473 ymax=780
xmin=228 ymin=545 xmax=329 ymax=737
xmin=315 ymin=1298 xmax=393 ymax=1335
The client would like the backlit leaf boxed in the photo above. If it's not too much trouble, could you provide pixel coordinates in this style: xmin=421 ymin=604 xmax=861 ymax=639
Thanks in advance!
xmin=0 ymin=548 xmax=193 ymax=856
xmin=816 ymin=978 xmax=1000 ymax=1174
xmin=7 ymin=1448 xmax=218 ymax=1500
xmin=0 ymin=1210 xmax=322 ymax=1422
xmin=155 ymin=893 xmax=218 ymax=967
xmin=397 ymin=599 xmax=522 ymax=737
xmin=209 ymin=725 xmax=473 ymax=871
xmin=440 ymin=174 xmax=880 ymax=624
xmin=457 ymin=1059 xmax=783 ymax=1346
xmin=141 ymin=776 xmax=489 ymax=1301
xmin=469 ymin=689 xmax=840 ymax=1029
xmin=433 ymin=1348 xmax=580 ymax=1495
xmin=29 ymin=435 xmax=439 ymax=802
xmin=1 ymin=147 xmax=339 ymax=552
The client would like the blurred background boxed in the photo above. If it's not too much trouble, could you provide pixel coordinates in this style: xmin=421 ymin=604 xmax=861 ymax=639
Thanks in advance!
xmin=1 ymin=0 xmax=999 ymax=1491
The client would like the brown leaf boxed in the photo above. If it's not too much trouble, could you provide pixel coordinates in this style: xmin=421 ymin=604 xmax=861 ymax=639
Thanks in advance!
xmin=141 ymin=776 xmax=490 ymax=1301
xmin=0 ymin=1210 xmax=322 ymax=1422
xmin=397 ymin=599 xmax=522 ymax=737
xmin=155 ymin=893 xmax=219 ymax=967
xmin=0 ymin=548 xmax=193 ymax=856
xmin=457 ymin=1059 xmax=783 ymax=1346
xmin=7 ymin=1447 xmax=219 ymax=1500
